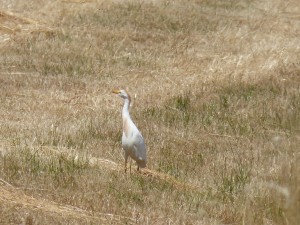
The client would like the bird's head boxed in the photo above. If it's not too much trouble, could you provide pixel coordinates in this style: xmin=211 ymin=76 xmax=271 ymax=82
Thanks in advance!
xmin=112 ymin=89 xmax=131 ymax=100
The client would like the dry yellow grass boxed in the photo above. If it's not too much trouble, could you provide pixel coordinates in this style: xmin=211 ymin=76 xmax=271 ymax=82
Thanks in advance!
xmin=0 ymin=182 xmax=134 ymax=224
xmin=0 ymin=0 xmax=299 ymax=224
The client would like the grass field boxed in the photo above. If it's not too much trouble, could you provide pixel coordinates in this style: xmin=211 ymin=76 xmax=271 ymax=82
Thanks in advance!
xmin=0 ymin=0 xmax=299 ymax=224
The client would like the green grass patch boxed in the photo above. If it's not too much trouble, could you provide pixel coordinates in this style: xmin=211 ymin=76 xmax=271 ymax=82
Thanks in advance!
xmin=0 ymin=145 xmax=89 ymax=188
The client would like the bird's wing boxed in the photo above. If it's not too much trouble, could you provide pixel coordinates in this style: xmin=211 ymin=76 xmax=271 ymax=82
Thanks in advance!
xmin=133 ymin=133 xmax=146 ymax=160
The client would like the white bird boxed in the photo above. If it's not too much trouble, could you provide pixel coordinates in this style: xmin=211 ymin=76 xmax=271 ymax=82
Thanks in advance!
xmin=112 ymin=89 xmax=147 ymax=172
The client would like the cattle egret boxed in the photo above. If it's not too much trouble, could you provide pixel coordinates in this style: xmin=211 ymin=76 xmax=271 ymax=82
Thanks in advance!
xmin=112 ymin=89 xmax=147 ymax=172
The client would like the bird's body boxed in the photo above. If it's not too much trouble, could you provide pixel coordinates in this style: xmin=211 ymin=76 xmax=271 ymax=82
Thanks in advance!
xmin=113 ymin=89 xmax=147 ymax=171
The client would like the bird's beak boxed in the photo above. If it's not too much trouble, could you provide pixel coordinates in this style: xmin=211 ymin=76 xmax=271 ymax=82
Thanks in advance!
xmin=112 ymin=89 xmax=120 ymax=94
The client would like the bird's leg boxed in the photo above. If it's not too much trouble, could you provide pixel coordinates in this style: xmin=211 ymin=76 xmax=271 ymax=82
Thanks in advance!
xmin=124 ymin=154 xmax=128 ymax=173
xmin=129 ymin=159 xmax=132 ymax=174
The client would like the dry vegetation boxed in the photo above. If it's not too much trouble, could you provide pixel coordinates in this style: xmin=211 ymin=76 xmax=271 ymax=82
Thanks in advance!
xmin=0 ymin=0 xmax=299 ymax=224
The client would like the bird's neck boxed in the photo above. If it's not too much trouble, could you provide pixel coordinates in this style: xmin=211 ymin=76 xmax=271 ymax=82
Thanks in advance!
xmin=122 ymin=98 xmax=131 ymax=120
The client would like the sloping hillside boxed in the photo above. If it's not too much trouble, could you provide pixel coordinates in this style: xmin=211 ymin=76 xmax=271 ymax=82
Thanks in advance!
xmin=0 ymin=0 xmax=299 ymax=224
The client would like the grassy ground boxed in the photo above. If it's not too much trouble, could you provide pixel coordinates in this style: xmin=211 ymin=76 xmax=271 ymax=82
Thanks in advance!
xmin=0 ymin=0 xmax=299 ymax=224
